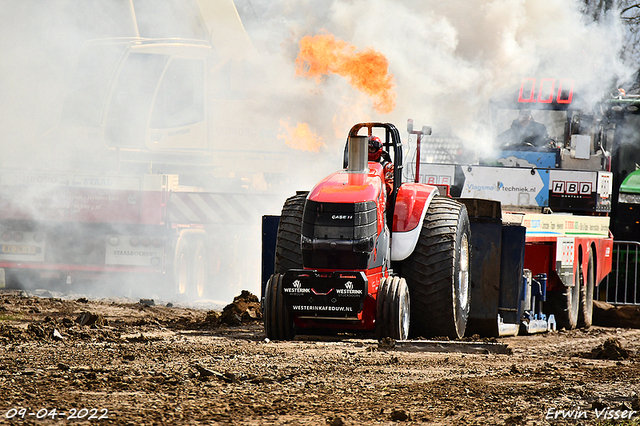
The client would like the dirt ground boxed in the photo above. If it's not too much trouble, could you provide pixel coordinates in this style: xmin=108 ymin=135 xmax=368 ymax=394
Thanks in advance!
xmin=2 ymin=289 xmax=640 ymax=426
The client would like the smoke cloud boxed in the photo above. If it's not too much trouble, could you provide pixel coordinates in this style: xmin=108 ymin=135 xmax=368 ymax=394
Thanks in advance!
xmin=238 ymin=0 xmax=632 ymax=149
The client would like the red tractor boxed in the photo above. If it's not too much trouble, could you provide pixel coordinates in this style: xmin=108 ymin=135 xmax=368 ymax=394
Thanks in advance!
xmin=263 ymin=122 xmax=471 ymax=340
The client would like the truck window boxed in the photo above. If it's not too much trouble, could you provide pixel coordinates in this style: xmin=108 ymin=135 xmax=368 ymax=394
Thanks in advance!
xmin=61 ymin=44 xmax=125 ymax=127
xmin=105 ymin=52 xmax=167 ymax=148
xmin=150 ymin=58 xmax=204 ymax=129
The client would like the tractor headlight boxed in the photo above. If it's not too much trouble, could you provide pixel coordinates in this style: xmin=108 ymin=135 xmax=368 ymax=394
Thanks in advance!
xmin=353 ymin=235 xmax=375 ymax=253
xmin=618 ymin=193 xmax=640 ymax=204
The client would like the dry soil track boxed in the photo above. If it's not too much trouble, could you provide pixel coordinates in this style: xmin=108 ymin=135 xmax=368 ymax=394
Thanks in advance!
xmin=1 ymin=290 xmax=640 ymax=425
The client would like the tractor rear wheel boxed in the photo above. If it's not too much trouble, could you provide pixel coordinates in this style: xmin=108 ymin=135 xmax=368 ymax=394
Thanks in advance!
xmin=401 ymin=196 xmax=471 ymax=339
xmin=375 ymin=276 xmax=410 ymax=340
xmin=264 ymin=273 xmax=296 ymax=340
xmin=578 ymin=250 xmax=595 ymax=328
xmin=274 ymin=192 xmax=308 ymax=273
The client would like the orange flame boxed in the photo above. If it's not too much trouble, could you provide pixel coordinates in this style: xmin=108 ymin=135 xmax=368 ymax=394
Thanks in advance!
xmin=278 ymin=120 xmax=325 ymax=152
xmin=295 ymin=31 xmax=396 ymax=114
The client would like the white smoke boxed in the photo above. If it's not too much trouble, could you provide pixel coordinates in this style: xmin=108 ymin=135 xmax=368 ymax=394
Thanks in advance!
xmin=238 ymin=0 xmax=633 ymax=153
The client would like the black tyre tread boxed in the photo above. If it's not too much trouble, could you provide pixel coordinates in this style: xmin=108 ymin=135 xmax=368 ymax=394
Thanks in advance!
xmin=274 ymin=192 xmax=308 ymax=273
xmin=578 ymin=251 xmax=595 ymax=329
xmin=401 ymin=196 xmax=470 ymax=339
xmin=264 ymin=273 xmax=295 ymax=340
xmin=375 ymin=277 xmax=389 ymax=339
xmin=376 ymin=276 xmax=409 ymax=340
xmin=383 ymin=277 xmax=399 ymax=337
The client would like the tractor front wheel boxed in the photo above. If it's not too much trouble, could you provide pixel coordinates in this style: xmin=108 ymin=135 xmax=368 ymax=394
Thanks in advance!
xmin=376 ymin=276 xmax=410 ymax=340
xmin=264 ymin=273 xmax=296 ymax=340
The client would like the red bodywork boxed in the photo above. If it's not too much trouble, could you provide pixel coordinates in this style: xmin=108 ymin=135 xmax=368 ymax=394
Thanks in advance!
xmin=392 ymin=182 xmax=438 ymax=233
xmin=308 ymin=162 xmax=387 ymax=237
xmin=308 ymin=164 xmax=384 ymax=203
xmin=524 ymin=234 xmax=613 ymax=292
xmin=0 ymin=186 xmax=164 ymax=225
xmin=294 ymin=163 xmax=388 ymax=331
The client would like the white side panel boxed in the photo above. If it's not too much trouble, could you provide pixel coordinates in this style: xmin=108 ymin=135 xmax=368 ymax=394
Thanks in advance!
xmin=390 ymin=189 xmax=438 ymax=262
xmin=391 ymin=224 xmax=424 ymax=262
xmin=461 ymin=166 xmax=546 ymax=207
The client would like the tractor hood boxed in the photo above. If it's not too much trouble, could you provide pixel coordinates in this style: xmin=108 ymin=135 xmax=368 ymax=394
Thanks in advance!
xmin=302 ymin=164 xmax=385 ymax=271
xmin=307 ymin=166 xmax=383 ymax=204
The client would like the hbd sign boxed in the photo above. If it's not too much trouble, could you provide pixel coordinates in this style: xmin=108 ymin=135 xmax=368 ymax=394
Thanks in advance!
xmin=552 ymin=181 xmax=593 ymax=196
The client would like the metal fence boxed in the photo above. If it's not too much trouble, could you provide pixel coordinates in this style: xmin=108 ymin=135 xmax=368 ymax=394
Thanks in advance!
xmin=600 ymin=241 xmax=640 ymax=305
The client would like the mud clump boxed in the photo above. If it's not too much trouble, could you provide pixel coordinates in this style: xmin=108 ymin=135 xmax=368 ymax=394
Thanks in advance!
xmin=378 ymin=337 xmax=396 ymax=350
xmin=219 ymin=291 xmax=262 ymax=326
xmin=390 ymin=409 xmax=409 ymax=421
xmin=75 ymin=312 xmax=108 ymax=327
xmin=203 ymin=310 xmax=221 ymax=326
xmin=589 ymin=338 xmax=630 ymax=360
xmin=1 ymin=323 xmax=62 ymax=343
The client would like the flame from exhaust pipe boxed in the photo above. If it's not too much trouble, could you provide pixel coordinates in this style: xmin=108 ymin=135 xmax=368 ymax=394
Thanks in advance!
xmin=295 ymin=31 xmax=396 ymax=114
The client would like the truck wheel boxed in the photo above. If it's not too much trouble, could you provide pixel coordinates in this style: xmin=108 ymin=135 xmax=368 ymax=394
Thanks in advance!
xmin=174 ymin=236 xmax=191 ymax=297
xmin=192 ymin=240 xmax=208 ymax=299
xmin=264 ymin=273 xmax=296 ymax=340
xmin=578 ymin=250 xmax=595 ymax=328
xmin=376 ymin=276 xmax=410 ymax=340
xmin=547 ymin=273 xmax=581 ymax=330
xmin=274 ymin=192 xmax=308 ymax=273
xmin=401 ymin=196 xmax=471 ymax=339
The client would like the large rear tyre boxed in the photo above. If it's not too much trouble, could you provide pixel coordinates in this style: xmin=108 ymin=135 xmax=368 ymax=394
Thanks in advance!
xmin=274 ymin=192 xmax=308 ymax=273
xmin=401 ymin=196 xmax=471 ymax=339
xmin=376 ymin=276 xmax=410 ymax=340
xmin=264 ymin=273 xmax=296 ymax=340
xmin=578 ymin=250 xmax=595 ymax=329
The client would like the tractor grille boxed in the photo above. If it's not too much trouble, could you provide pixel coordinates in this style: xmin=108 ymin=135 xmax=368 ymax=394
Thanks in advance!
xmin=301 ymin=200 xmax=377 ymax=270
xmin=302 ymin=200 xmax=376 ymax=239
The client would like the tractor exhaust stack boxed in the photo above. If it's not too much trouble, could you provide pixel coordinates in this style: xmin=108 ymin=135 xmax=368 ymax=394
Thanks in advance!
xmin=347 ymin=136 xmax=368 ymax=173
